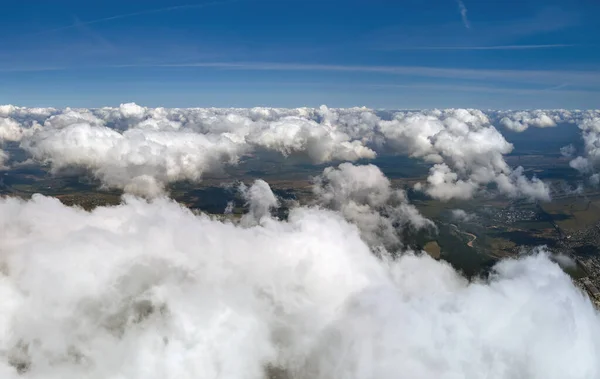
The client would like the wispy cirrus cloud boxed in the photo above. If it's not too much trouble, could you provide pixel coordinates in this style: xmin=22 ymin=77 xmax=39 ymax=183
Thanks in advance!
xmin=133 ymin=61 xmax=600 ymax=87
xmin=379 ymin=44 xmax=578 ymax=51
xmin=456 ymin=0 xmax=471 ymax=29
xmin=26 ymin=0 xmax=237 ymax=36
xmin=2 ymin=61 xmax=600 ymax=89
xmin=368 ymin=7 xmax=579 ymax=51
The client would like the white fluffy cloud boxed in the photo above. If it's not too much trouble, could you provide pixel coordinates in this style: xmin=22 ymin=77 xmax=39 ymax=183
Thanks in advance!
xmin=378 ymin=109 xmax=550 ymax=201
xmin=0 ymin=193 xmax=598 ymax=378
xmin=246 ymin=116 xmax=376 ymax=163
xmin=498 ymin=110 xmax=557 ymax=132
xmin=0 ymin=104 xmax=598 ymax=378
xmin=0 ymin=118 xmax=26 ymax=142
xmin=239 ymin=179 xmax=280 ymax=225
xmin=0 ymin=117 xmax=37 ymax=169
xmin=451 ymin=208 xmax=476 ymax=222
xmin=568 ymin=112 xmax=600 ymax=184
xmin=0 ymin=105 xmax=58 ymax=122
xmin=490 ymin=109 xmax=586 ymax=132
xmin=0 ymin=104 xmax=572 ymax=201
xmin=43 ymin=109 xmax=105 ymax=130
xmin=22 ymin=123 xmax=248 ymax=197
xmin=313 ymin=163 xmax=434 ymax=250
xmin=14 ymin=104 xmax=377 ymax=195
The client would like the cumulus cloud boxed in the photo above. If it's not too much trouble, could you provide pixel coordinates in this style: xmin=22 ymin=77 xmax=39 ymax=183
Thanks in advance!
xmin=246 ymin=116 xmax=376 ymax=163
xmin=495 ymin=166 xmax=551 ymax=202
xmin=0 ymin=193 xmax=598 ymax=378
xmin=0 ymin=105 xmax=58 ymax=123
xmin=569 ymin=112 xmax=600 ymax=184
xmin=498 ymin=110 xmax=557 ymax=132
xmin=0 ymin=104 xmax=565 ymax=200
xmin=301 ymin=251 xmax=600 ymax=379
xmin=0 ymin=117 xmax=35 ymax=169
xmin=451 ymin=208 xmax=476 ymax=222
xmin=0 ymin=104 xmax=598 ymax=378
xmin=561 ymin=144 xmax=576 ymax=158
xmin=0 ymin=118 xmax=26 ymax=142
xmin=43 ymin=109 xmax=106 ymax=130
xmin=379 ymin=109 xmax=550 ymax=201
xmin=491 ymin=109 xmax=582 ymax=132
xmin=15 ymin=104 xmax=377 ymax=195
xmin=22 ymin=123 xmax=248 ymax=196
xmin=313 ymin=163 xmax=435 ymax=250
xmin=239 ymin=179 xmax=280 ymax=225
xmin=570 ymin=156 xmax=592 ymax=174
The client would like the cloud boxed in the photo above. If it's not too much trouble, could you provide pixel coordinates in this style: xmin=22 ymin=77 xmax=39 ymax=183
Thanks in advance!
xmin=498 ymin=110 xmax=557 ymax=132
xmin=570 ymin=156 xmax=592 ymax=174
xmin=0 ymin=116 xmax=40 ymax=169
xmin=561 ymin=144 xmax=576 ymax=158
xmin=377 ymin=109 xmax=550 ymax=201
xmin=0 ymin=105 xmax=58 ymax=122
xmin=246 ymin=115 xmax=376 ymax=163
xmin=18 ymin=104 xmax=374 ymax=196
xmin=3 ymin=62 xmax=600 ymax=91
xmin=22 ymin=123 xmax=248 ymax=197
xmin=302 ymin=250 xmax=600 ymax=379
xmin=313 ymin=163 xmax=435 ymax=250
xmin=383 ymin=44 xmax=577 ymax=51
xmin=495 ymin=166 xmax=551 ymax=202
xmin=25 ymin=1 xmax=237 ymax=36
xmin=551 ymin=253 xmax=576 ymax=269
xmin=451 ymin=208 xmax=476 ymax=222
xmin=488 ymin=109 xmax=586 ymax=132
xmin=145 ymin=62 xmax=600 ymax=88
xmin=0 ymin=193 xmax=598 ymax=378
xmin=456 ymin=0 xmax=470 ymax=29
xmin=0 ymin=149 xmax=8 ymax=170
xmin=0 ymin=104 xmax=559 ymax=200
xmin=239 ymin=179 xmax=280 ymax=225
xmin=569 ymin=111 xmax=600 ymax=184
xmin=44 ymin=109 xmax=105 ymax=129
xmin=0 ymin=118 xmax=26 ymax=142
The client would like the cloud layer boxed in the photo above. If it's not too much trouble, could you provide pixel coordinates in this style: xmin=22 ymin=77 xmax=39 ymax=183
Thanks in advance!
xmin=0 ymin=104 xmax=569 ymax=201
xmin=0 ymin=189 xmax=598 ymax=378
xmin=1 ymin=104 xmax=599 ymax=377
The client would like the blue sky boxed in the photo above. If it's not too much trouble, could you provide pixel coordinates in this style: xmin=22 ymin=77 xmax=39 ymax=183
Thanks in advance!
xmin=0 ymin=0 xmax=598 ymax=108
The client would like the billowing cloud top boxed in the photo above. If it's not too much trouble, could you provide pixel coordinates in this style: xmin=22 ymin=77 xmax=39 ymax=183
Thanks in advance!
xmin=495 ymin=110 xmax=558 ymax=132
xmin=567 ymin=111 xmax=600 ymax=185
xmin=313 ymin=163 xmax=435 ymax=249
xmin=0 ymin=189 xmax=598 ymax=378
xmin=2 ymin=104 xmax=595 ymax=199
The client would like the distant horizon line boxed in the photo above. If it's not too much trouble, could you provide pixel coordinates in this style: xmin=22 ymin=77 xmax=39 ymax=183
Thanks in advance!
xmin=0 ymin=102 xmax=596 ymax=112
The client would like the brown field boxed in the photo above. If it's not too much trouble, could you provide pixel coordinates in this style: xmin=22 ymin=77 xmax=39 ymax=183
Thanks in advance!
xmin=542 ymin=194 xmax=600 ymax=232
xmin=423 ymin=241 xmax=441 ymax=259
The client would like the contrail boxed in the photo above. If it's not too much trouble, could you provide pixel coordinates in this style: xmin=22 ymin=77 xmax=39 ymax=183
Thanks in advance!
xmin=29 ymin=0 xmax=237 ymax=36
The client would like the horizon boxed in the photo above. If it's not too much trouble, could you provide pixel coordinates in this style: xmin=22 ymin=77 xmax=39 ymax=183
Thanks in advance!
xmin=1 ymin=103 xmax=598 ymax=112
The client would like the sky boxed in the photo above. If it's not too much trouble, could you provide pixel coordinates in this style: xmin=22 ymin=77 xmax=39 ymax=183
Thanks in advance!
xmin=0 ymin=0 xmax=599 ymax=109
